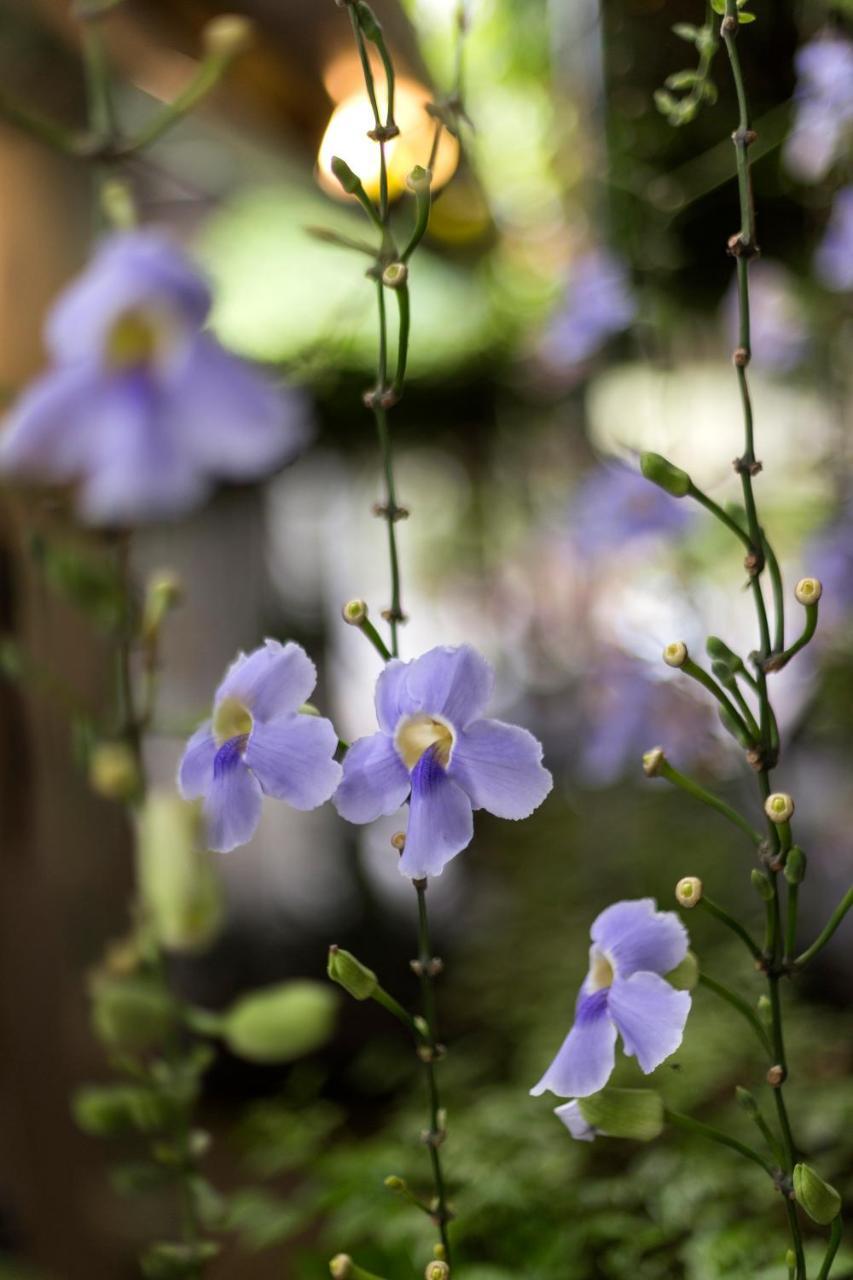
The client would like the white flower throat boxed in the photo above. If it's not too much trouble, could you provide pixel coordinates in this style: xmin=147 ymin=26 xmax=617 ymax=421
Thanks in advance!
xmin=213 ymin=696 xmax=253 ymax=747
xmin=587 ymin=945 xmax=615 ymax=992
xmin=394 ymin=713 xmax=455 ymax=770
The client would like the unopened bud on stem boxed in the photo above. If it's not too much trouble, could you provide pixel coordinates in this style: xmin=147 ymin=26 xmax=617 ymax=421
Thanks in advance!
xmin=663 ymin=641 xmax=688 ymax=669
xmin=750 ymin=868 xmax=773 ymax=901
xmin=794 ymin=577 xmax=822 ymax=606
xmin=642 ymin=746 xmax=666 ymax=777
xmin=425 ymin=1264 xmax=450 ymax=1280
xmin=382 ymin=262 xmax=408 ymax=290
xmin=764 ymin=793 xmax=794 ymax=824
xmin=675 ymin=876 xmax=703 ymax=908
xmin=793 ymin=1162 xmax=842 ymax=1225
xmin=329 ymin=1257 xmax=353 ymax=1279
xmin=203 ymin=14 xmax=255 ymax=58
xmin=327 ymin=946 xmax=378 ymax=1001
xmin=640 ymin=452 xmax=691 ymax=498
xmin=342 ymin=599 xmax=368 ymax=625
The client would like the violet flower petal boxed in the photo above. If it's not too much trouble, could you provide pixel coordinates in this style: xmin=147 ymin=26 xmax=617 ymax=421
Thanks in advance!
xmin=333 ymin=730 xmax=411 ymax=824
xmin=530 ymin=990 xmax=617 ymax=1099
xmin=215 ymin=640 xmax=317 ymax=723
xmin=398 ymin=747 xmax=474 ymax=879
xmin=449 ymin=717 xmax=553 ymax=819
xmin=177 ymin=722 xmax=216 ymax=800
xmin=204 ymin=740 xmax=263 ymax=853
xmin=403 ymin=644 xmax=494 ymax=729
xmin=591 ymin=899 xmax=688 ymax=978
xmin=608 ymin=972 xmax=691 ymax=1074
xmin=244 ymin=715 xmax=342 ymax=809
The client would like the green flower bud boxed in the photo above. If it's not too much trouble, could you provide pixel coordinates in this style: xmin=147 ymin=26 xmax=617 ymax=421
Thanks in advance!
xmin=793 ymin=1162 xmax=841 ymax=1225
xmin=718 ymin=705 xmax=753 ymax=749
xmin=640 ymin=452 xmax=691 ymax=498
xmin=330 ymin=1258 xmax=353 ymax=1280
xmin=757 ymin=994 xmax=772 ymax=1027
xmin=675 ymin=876 xmax=703 ymax=908
xmin=90 ymin=973 xmax=179 ymax=1053
xmin=706 ymin=635 xmax=743 ymax=672
xmin=666 ymin=949 xmax=699 ymax=991
xmin=735 ymin=1085 xmax=759 ymax=1115
xmin=137 ymin=792 xmax=223 ymax=952
xmin=784 ymin=846 xmax=807 ymax=886
xmin=73 ymin=1083 xmax=175 ymax=1136
xmin=406 ymin=165 xmax=431 ymax=195
xmin=382 ymin=262 xmax=409 ymax=290
xmin=642 ymin=746 xmax=666 ymax=777
xmin=751 ymin=868 xmax=773 ymax=901
xmin=222 ymin=980 xmax=337 ymax=1064
xmin=327 ymin=946 xmax=378 ymax=1000
xmin=663 ymin=641 xmax=688 ymax=668
xmin=89 ymin=741 xmax=141 ymax=802
xmin=342 ymin=599 xmax=368 ymax=625
xmin=794 ymin=577 xmax=822 ymax=606
xmin=579 ymin=1087 xmax=664 ymax=1142
xmin=331 ymin=156 xmax=362 ymax=195
xmin=765 ymin=792 xmax=794 ymax=824
xmin=785 ymin=1251 xmax=796 ymax=1272
xmin=384 ymin=1175 xmax=405 ymax=1190
xmin=202 ymin=14 xmax=255 ymax=59
xmin=142 ymin=570 xmax=183 ymax=641
xmin=425 ymin=1264 xmax=450 ymax=1280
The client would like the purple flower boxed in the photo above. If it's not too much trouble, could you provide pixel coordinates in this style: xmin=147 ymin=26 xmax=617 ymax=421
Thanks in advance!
xmin=784 ymin=37 xmax=853 ymax=183
xmin=539 ymin=249 xmax=636 ymax=375
xmin=805 ymin=504 xmax=853 ymax=621
xmin=0 ymin=230 xmax=307 ymax=525
xmin=722 ymin=260 xmax=810 ymax=373
xmin=178 ymin=640 xmax=342 ymax=853
xmin=815 ymin=187 xmax=853 ymax=293
xmin=531 ymin=899 xmax=691 ymax=1098
xmin=333 ymin=645 xmax=553 ymax=880
xmin=569 ymin=462 xmax=691 ymax=558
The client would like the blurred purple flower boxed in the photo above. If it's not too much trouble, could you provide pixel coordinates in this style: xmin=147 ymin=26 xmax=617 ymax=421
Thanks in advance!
xmin=784 ymin=36 xmax=853 ymax=183
xmin=569 ymin=461 xmax=691 ymax=558
xmin=723 ymin=260 xmax=810 ymax=373
xmin=531 ymin=898 xmax=690 ymax=1099
xmin=333 ymin=645 xmax=552 ymax=879
xmin=805 ymin=504 xmax=853 ymax=621
xmin=815 ymin=187 xmax=853 ymax=292
xmin=575 ymin=653 xmax=712 ymax=786
xmin=0 ymin=230 xmax=307 ymax=525
xmin=179 ymin=640 xmax=341 ymax=853
xmin=539 ymin=249 xmax=636 ymax=374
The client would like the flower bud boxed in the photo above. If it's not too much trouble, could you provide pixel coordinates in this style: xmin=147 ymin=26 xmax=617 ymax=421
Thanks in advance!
xmin=203 ymin=14 xmax=255 ymax=58
xmin=330 ymin=1257 xmax=353 ymax=1279
xmin=765 ymin=792 xmax=794 ymax=824
xmin=331 ymin=156 xmax=362 ymax=195
xmin=675 ymin=876 xmax=702 ymax=908
xmin=642 ymin=746 xmax=666 ymax=777
xmin=390 ymin=831 xmax=406 ymax=851
xmin=640 ymin=452 xmax=691 ymax=498
xmin=90 ymin=973 xmax=179 ymax=1053
xmin=757 ymin=994 xmax=772 ymax=1026
xmin=663 ymin=641 xmax=688 ymax=668
xmin=342 ymin=599 xmax=368 ymax=625
xmin=735 ymin=1085 xmax=759 ymax=1115
xmin=793 ymin=1162 xmax=841 ymax=1225
xmin=666 ymin=949 xmax=699 ymax=991
xmin=406 ymin=165 xmax=431 ymax=194
xmin=794 ymin=577 xmax=822 ymax=606
xmin=327 ymin=946 xmax=378 ymax=1001
xmin=750 ymin=868 xmax=773 ymax=902
xmin=137 ymin=792 xmax=223 ymax=952
xmin=382 ymin=262 xmax=408 ymax=290
xmin=718 ymin=705 xmax=754 ymax=749
xmin=89 ymin=741 xmax=140 ymax=802
xmin=784 ymin=846 xmax=807 ymax=886
xmin=142 ymin=569 xmax=183 ymax=641
xmin=425 ymin=1264 xmax=450 ymax=1280
xmin=222 ymin=980 xmax=337 ymax=1064
xmin=706 ymin=635 xmax=742 ymax=671
xmin=578 ymin=1087 xmax=664 ymax=1141
xmin=785 ymin=1252 xmax=796 ymax=1272
xmin=384 ymin=1175 xmax=405 ymax=1190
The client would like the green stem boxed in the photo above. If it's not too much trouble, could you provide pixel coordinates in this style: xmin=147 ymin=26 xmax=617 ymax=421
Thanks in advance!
xmin=699 ymin=971 xmax=771 ymax=1055
xmin=0 ymin=91 xmax=77 ymax=154
xmin=681 ymin=657 xmax=756 ymax=743
xmin=656 ymin=759 xmax=762 ymax=845
xmin=817 ymin=1217 xmax=842 ymax=1280
xmin=771 ymin=604 xmax=818 ymax=672
xmin=402 ymin=180 xmax=432 ymax=261
xmin=665 ymin=1108 xmax=775 ymax=1178
xmin=121 ymin=53 xmax=236 ymax=155
xmin=81 ymin=18 xmax=117 ymax=142
xmin=784 ymin=883 xmax=799 ymax=967
xmin=794 ymin=886 xmax=853 ymax=968
xmin=414 ymin=881 xmax=452 ymax=1265
xmin=391 ymin=283 xmax=410 ymax=396
xmin=372 ymin=282 xmax=404 ymax=657
xmin=697 ymin=894 xmax=763 ymax=964
xmin=687 ymin=481 xmax=755 ymax=556
xmin=763 ymin=532 xmax=785 ymax=655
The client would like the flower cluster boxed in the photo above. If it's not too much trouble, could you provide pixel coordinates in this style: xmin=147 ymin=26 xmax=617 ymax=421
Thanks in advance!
xmin=179 ymin=641 xmax=552 ymax=872
xmin=531 ymin=898 xmax=691 ymax=1129
xmin=1 ymin=230 xmax=306 ymax=525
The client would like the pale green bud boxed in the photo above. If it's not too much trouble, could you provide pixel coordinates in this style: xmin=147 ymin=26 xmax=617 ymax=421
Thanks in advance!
xmin=406 ymin=165 xmax=431 ymax=195
xmin=342 ymin=599 xmax=368 ymax=625
xmin=784 ymin=846 xmax=807 ymax=886
xmin=663 ymin=641 xmax=688 ymax=668
xmin=425 ymin=1264 xmax=450 ymax=1280
xmin=137 ymin=792 xmax=223 ymax=952
xmin=327 ymin=946 xmax=378 ymax=1000
xmin=675 ymin=876 xmax=703 ymax=908
xmin=382 ymin=262 xmax=409 ymax=290
xmin=141 ymin=569 xmax=183 ymax=641
xmin=329 ymin=1257 xmax=353 ymax=1280
xmin=222 ymin=980 xmax=337 ymax=1064
xmin=89 ymin=741 xmax=140 ymax=802
xmin=757 ymin=994 xmax=772 ymax=1027
xmin=765 ymin=792 xmax=794 ymax=824
xmin=331 ymin=156 xmax=362 ymax=195
xmin=706 ymin=635 xmax=743 ymax=672
xmin=203 ymin=14 xmax=255 ymax=58
xmin=735 ymin=1086 xmax=758 ymax=1115
xmin=794 ymin=577 xmax=822 ymax=606
xmin=640 ymin=451 xmax=691 ymax=498
xmin=579 ymin=1087 xmax=664 ymax=1142
xmin=667 ymin=949 xmax=699 ymax=991
xmin=642 ymin=746 xmax=666 ymax=777
xmin=751 ymin=868 xmax=773 ymax=901
xmin=793 ymin=1162 xmax=841 ymax=1225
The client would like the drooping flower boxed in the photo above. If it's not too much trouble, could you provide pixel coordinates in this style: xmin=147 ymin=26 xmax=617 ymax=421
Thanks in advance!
xmin=722 ymin=260 xmax=810 ymax=373
xmin=538 ymin=248 xmax=636 ymax=376
xmin=783 ymin=36 xmax=853 ymax=183
xmin=815 ymin=186 xmax=853 ymax=293
xmin=568 ymin=461 xmax=691 ymax=559
xmin=178 ymin=640 xmax=341 ymax=853
xmin=531 ymin=899 xmax=691 ymax=1099
xmin=333 ymin=645 xmax=552 ymax=879
xmin=0 ymin=230 xmax=307 ymax=525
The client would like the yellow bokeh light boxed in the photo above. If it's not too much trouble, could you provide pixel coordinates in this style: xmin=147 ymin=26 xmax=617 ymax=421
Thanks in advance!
xmin=317 ymin=76 xmax=460 ymax=202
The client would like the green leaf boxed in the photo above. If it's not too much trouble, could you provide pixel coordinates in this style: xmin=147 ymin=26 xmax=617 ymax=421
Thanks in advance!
xmin=737 ymin=10 xmax=757 ymax=20
xmin=710 ymin=0 xmax=725 ymax=12
xmin=665 ymin=70 xmax=701 ymax=90
xmin=221 ymin=981 xmax=338 ymax=1064
xmin=672 ymin=22 xmax=700 ymax=42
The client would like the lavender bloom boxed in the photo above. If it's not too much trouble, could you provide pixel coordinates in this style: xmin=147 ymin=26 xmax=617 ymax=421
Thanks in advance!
xmin=531 ymin=899 xmax=691 ymax=1098
xmin=569 ymin=461 xmax=691 ymax=558
xmin=554 ymin=1100 xmax=598 ymax=1142
xmin=722 ymin=261 xmax=810 ymax=373
xmin=815 ymin=187 xmax=853 ymax=293
xmin=333 ymin=645 xmax=552 ymax=880
xmin=178 ymin=640 xmax=342 ymax=853
xmin=539 ymin=249 xmax=636 ymax=374
xmin=784 ymin=37 xmax=853 ymax=183
xmin=805 ymin=504 xmax=853 ymax=622
xmin=0 ymin=230 xmax=306 ymax=525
